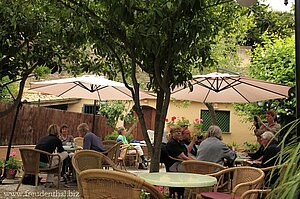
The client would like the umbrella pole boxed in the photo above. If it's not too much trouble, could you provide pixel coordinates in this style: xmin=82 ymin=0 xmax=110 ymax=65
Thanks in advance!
xmin=92 ymin=100 xmax=97 ymax=133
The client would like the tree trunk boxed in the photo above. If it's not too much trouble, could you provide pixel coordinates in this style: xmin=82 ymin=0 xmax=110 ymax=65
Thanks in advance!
xmin=205 ymin=103 xmax=217 ymax=125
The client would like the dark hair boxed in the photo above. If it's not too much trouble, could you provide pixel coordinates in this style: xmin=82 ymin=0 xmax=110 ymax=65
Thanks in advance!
xmin=60 ymin=124 xmax=69 ymax=133
xmin=266 ymin=110 xmax=277 ymax=121
xmin=117 ymin=127 xmax=125 ymax=135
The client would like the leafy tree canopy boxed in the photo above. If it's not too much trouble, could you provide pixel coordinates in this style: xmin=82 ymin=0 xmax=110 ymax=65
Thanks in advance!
xmin=0 ymin=0 xmax=93 ymax=115
xmin=235 ymin=34 xmax=296 ymax=127
xmin=54 ymin=0 xmax=249 ymax=171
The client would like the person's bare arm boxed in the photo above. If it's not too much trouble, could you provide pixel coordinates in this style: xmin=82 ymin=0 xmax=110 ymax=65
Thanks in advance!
xmin=186 ymin=135 xmax=197 ymax=153
xmin=177 ymin=152 xmax=195 ymax=160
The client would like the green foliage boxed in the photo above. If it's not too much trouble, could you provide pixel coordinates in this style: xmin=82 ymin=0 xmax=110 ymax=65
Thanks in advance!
xmin=0 ymin=158 xmax=4 ymax=167
xmin=243 ymin=141 xmax=259 ymax=152
xmin=244 ymin=4 xmax=294 ymax=46
xmin=104 ymin=131 xmax=119 ymax=141
xmin=235 ymin=34 xmax=296 ymax=126
xmin=98 ymin=101 xmax=136 ymax=128
xmin=227 ymin=141 xmax=240 ymax=150
xmin=175 ymin=117 xmax=190 ymax=127
xmin=270 ymin=120 xmax=299 ymax=199
xmin=104 ymin=130 xmax=133 ymax=143
xmin=0 ymin=77 xmax=17 ymax=102
xmin=5 ymin=152 xmax=21 ymax=170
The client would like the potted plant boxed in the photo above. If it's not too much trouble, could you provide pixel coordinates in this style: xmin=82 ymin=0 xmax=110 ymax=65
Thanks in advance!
xmin=175 ymin=117 xmax=190 ymax=128
xmin=5 ymin=151 xmax=21 ymax=179
xmin=193 ymin=118 xmax=203 ymax=135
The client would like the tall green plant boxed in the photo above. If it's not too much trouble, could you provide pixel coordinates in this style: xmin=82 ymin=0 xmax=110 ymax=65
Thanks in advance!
xmin=270 ymin=120 xmax=299 ymax=199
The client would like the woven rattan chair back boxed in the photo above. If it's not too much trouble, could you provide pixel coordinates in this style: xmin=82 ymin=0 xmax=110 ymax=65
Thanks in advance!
xmin=182 ymin=160 xmax=226 ymax=174
xmin=240 ymin=189 xmax=271 ymax=199
xmin=103 ymin=142 xmax=122 ymax=165
xmin=117 ymin=145 xmax=129 ymax=171
xmin=102 ymin=140 xmax=118 ymax=150
xmin=19 ymin=148 xmax=40 ymax=175
xmin=16 ymin=148 xmax=61 ymax=191
xmin=79 ymin=169 xmax=164 ymax=199
xmin=232 ymin=167 xmax=264 ymax=196
xmin=72 ymin=149 xmax=121 ymax=199
xmin=201 ymin=166 xmax=265 ymax=199
xmin=74 ymin=137 xmax=84 ymax=148
xmin=210 ymin=166 xmax=265 ymax=197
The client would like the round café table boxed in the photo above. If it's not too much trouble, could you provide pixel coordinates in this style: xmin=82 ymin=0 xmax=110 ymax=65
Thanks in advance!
xmin=139 ymin=172 xmax=217 ymax=188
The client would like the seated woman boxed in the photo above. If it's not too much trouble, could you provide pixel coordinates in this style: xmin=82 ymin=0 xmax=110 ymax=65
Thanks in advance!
xmin=197 ymin=125 xmax=236 ymax=166
xmin=59 ymin=124 xmax=74 ymax=183
xmin=59 ymin=124 xmax=74 ymax=146
xmin=181 ymin=128 xmax=198 ymax=157
xmin=116 ymin=127 xmax=148 ymax=169
xmin=35 ymin=124 xmax=69 ymax=186
xmin=246 ymin=130 xmax=264 ymax=162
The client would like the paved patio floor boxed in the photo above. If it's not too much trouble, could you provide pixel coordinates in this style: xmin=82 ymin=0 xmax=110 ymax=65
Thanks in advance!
xmin=0 ymin=165 xmax=166 ymax=199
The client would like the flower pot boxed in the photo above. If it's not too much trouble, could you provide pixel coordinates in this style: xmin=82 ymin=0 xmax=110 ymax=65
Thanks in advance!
xmin=5 ymin=168 xmax=17 ymax=179
xmin=0 ymin=167 xmax=3 ymax=177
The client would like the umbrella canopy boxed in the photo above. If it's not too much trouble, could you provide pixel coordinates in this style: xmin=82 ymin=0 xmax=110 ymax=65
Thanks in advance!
xmin=171 ymin=72 xmax=291 ymax=103
xmin=29 ymin=75 xmax=155 ymax=100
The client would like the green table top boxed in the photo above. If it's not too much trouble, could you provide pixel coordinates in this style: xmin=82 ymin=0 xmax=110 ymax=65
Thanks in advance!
xmin=139 ymin=172 xmax=217 ymax=188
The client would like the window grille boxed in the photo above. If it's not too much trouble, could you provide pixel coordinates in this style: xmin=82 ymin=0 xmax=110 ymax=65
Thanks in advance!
xmin=83 ymin=104 xmax=99 ymax=114
xmin=201 ymin=110 xmax=230 ymax=133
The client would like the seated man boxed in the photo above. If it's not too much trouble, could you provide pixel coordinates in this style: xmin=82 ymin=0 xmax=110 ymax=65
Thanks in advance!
xmin=35 ymin=124 xmax=69 ymax=186
xmin=167 ymin=125 xmax=195 ymax=172
xmin=249 ymin=131 xmax=280 ymax=187
xmin=166 ymin=125 xmax=195 ymax=198
xmin=197 ymin=125 xmax=236 ymax=166
xmin=116 ymin=127 xmax=148 ymax=169
xmin=249 ymin=131 xmax=280 ymax=168
xmin=77 ymin=123 xmax=105 ymax=152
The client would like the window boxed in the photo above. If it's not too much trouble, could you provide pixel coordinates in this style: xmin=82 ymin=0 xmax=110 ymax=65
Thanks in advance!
xmin=201 ymin=110 xmax=230 ymax=133
xmin=82 ymin=104 xmax=99 ymax=114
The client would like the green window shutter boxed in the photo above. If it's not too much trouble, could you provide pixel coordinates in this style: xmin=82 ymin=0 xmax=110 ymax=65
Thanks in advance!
xmin=201 ymin=110 xmax=230 ymax=133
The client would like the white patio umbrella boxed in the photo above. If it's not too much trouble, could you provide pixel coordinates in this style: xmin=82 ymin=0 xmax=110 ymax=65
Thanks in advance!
xmin=30 ymin=75 xmax=154 ymax=101
xmin=171 ymin=72 xmax=291 ymax=103
xmin=29 ymin=75 xmax=155 ymax=131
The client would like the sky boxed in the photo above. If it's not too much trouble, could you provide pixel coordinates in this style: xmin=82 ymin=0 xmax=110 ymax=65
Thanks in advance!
xmin=261 ymin=0 xmax=294 ymax=12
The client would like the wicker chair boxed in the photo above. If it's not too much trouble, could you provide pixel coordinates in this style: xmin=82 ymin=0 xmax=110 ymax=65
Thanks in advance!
xmin=126 ymin=147 xmax=140 ymax=169
xmin=103 ymin=142 xmax=122 ymax=166
xmin=182 ymin=160 xmax=227 ymax=198
xmin=102 ymin=140 xmax=118 ymax=150
xmin=74 ymin=137 xmax=84 ymax=148
xmin=79 ymin=169 xmax=164 ymax=199
xmin=240 ymin=189 xmax=271 ymax=199
xmin=72 ymin=150 xmax=123 ymax=199
xmin=16 ymin=148 xmax=62 ymax=191
xmin=201 ymin=166 xmax=265 ymax=199
xmin=182 ymin=160 xmax=227 ymax=174
xmin=117 ymin=145 xmax=129 ymax=171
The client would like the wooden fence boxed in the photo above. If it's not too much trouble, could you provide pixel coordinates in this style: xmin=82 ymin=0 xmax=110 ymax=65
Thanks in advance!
xmin=0 ymin=102 xmax=114 ymax=145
